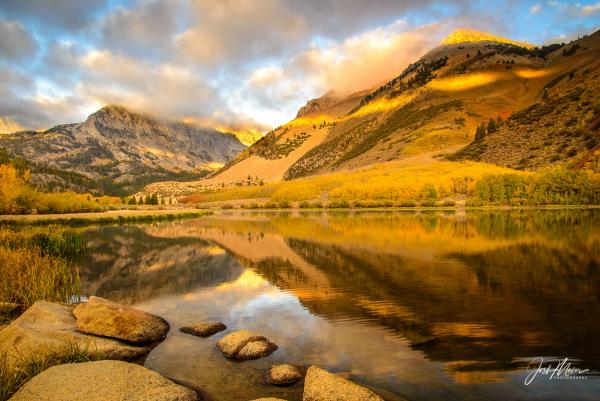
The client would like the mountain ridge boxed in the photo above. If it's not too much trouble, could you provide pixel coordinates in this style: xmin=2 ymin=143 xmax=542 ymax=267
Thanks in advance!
xmin=140 ymin=28 xmax=600 ymax=197
xmin=0 ymin=105 xmax=247 ymax=195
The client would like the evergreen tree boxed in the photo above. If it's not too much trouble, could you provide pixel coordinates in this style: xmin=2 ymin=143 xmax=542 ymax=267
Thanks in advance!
xmin=474 ymin=123 xmax=487 ymax=141
xmin=127 ymin=197 xmax=136 ymax=205
xmin=487 ymin=118 xmax=497 ymax=134
xmin=150 ymin=193 xmax=159 ymax=205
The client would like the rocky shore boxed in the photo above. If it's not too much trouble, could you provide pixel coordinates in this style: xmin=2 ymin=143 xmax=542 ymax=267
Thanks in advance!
xmin=0 ymin=296 xmax=397 ymax=401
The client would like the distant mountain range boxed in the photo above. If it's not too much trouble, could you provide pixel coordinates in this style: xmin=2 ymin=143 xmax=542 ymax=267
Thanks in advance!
xmin=142 ymin=28 xmax=600 ymax=196
xmin=0 ymin=105 xmax=257 ymax=195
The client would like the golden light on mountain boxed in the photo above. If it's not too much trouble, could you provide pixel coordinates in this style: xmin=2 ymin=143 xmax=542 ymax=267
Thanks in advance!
xmin=427 ymin=72 xmax=499 ymax=91
xmin=514 ymin=67 xmax=555 ymax=79
xmin=442 ymin=28 xmax=535 ymax=49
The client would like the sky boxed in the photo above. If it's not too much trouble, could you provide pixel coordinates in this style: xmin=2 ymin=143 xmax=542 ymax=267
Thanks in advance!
xmin=0 ymin=0 xmax=599 ymax=133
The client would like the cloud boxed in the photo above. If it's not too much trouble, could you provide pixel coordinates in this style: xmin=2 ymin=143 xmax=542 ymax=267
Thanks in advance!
xmin=530 ymin=4 xmax=542 ymax=14
xmin=0 ymin=0 xmax=597 ymax=133
xmin=100 ymin=0 xmax=181 ymax=59
xmin=296 ymin=21 xmax=446 ymax=96
xmin=0 ymin=20 xmax=38 ymax=60
xmin=176 ymin=0 xmax=308 ymax=67
xmin=581 ymin=2 xmax=600 ymax=15
xmin=0 ymin=66 xmax=85 ymax=130
xmin=0 ymin=0 xmax=109 ymax=30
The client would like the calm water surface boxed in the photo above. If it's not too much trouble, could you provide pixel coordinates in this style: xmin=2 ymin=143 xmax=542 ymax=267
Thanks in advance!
xmin=78 ymin=210 xmax=600 ymax=401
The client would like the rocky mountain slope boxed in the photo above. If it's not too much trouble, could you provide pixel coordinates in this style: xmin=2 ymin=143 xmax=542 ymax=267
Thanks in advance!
xmin=142 ymin=29 xmax=600 ymax=197
xmin=0 ymin=105 xmax=248 ymax=195
xmin=451 ymin=33 xmax=600 ymax=170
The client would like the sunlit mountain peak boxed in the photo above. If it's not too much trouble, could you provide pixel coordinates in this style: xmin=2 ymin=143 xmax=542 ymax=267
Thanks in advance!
xmin=442 ymin=28 xmax=535 ymax=49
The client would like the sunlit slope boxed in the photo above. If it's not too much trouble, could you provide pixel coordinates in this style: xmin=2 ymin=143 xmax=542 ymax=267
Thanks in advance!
xmin=285 ymin=36 xmax=596 ymax=178
xmin=442 ymin=28 xmax=535 ymax=49
xmin=142 ymin=29 xmax=599 ymax=197
xmin=452 ymin=31 xmax=600 ymax=171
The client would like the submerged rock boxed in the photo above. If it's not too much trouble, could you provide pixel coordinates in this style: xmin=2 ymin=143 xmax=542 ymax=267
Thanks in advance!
xmin=9 ymin=360 xmax=198 ymax=401
xmin=180 ymin=321 xmax=226 ymax=337
xmin=267 ymin=364 xmax=304 ymax=385
xmin=0 ymin=301 xmax=149 ymax=369
xmin=303 ymin=366 xmax=385 ymax=401
xmin=73 ymin=296 xmax=169 ymax=343
xmin=216 ymin=329 xmax=278 ymax=360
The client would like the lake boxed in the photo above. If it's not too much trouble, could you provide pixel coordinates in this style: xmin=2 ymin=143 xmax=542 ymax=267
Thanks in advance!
xmin=78 ymin=210 xmax=600 ymax=401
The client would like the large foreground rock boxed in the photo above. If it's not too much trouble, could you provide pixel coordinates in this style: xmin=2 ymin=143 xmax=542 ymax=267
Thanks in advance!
xmin=267 ymin=364 xmax=304 ymax=385
xmin=9 ymin=360 xmax=198 ymax=401
xmin=216 ymin=329 xmax=278 ymax=360
xmin=73 ymin=296 xmax=169 ymax=343
xmin=0 ymin=302 xmax=149 ymax=369
xmin=303 ymin=366 xmax=385 ymax=401
xmin=180 ymin=321 xmax=226 ymax=337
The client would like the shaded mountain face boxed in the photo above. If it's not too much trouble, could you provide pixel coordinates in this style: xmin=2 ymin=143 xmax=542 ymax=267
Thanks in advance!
xmin=143 ymin=29 xmax=599 ymax=197
xmin=0 ymin=105 xmax=247 ymax=195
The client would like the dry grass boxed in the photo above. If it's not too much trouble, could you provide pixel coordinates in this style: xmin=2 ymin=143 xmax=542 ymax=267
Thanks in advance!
xmin=0 ymin=343 xmax=101 ymax=401
xmin=0 ymin=227 xmax=83 ymax=308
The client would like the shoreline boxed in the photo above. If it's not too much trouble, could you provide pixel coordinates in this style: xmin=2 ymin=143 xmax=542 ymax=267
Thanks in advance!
xmin=1 ymin=204 xmax=598 ymax=221
xmin=0 ymin=209 xmax=211 ymax=226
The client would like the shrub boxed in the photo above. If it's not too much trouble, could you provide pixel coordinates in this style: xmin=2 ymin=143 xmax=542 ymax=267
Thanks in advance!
xmin=263 ymin=201 xmax=278 ymax=209
xmin=419 ymin=199 xmax=436 ymax=207
xmin=299 ymin=200 xmax=311 ymax=208
xmin=327 ymin=200 xmax=350 ymax=208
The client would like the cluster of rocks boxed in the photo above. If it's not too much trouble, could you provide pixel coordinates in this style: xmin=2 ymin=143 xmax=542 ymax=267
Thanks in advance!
xmin=1 ymin=296 xmax=195 ymax=401
xmin=176 ymin=317 xmax=388 ymax=401
xmin=1 ymin=296 xmax=391 ymax=401
xmin=249 ymin=366 xmax=387 ymax=401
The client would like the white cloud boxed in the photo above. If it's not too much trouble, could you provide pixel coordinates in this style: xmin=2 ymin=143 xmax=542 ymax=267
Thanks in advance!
xmin=530 ymin=4 xmax=542 ymax=14
xmin=581 ymin=2 xmax=600 ymax=15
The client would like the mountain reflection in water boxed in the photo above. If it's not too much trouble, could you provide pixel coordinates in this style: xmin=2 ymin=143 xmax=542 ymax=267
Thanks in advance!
xmin=79 ymin=210 xmax=600 ymax=401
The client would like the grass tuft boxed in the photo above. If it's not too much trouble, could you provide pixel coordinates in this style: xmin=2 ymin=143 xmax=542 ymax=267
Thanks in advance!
xmin=0 ymin=343 xmax=101 ymax=401
xmin=0 ymin=227 xmax=84 ymax=309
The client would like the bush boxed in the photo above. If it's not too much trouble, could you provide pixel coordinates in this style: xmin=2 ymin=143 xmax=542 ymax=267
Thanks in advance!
xmin=397 ymin=200 xmax=417 ymax=207
xmin=473 ymin=169 xmax=600 ymax=205
xmin=327 ymin=200 xmax=350 ymax=208
xmin=298 ymin=200 xmax=311 ymax=208
xmin=419 ymin=199 xmax=436 ymax=207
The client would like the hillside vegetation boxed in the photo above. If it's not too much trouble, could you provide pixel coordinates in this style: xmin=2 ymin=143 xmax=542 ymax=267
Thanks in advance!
xmin=181 ymin=159 xmax=600 ymax=207
xmin=0 ymin=162 xmax=121 ymax=215
xmin=145 ymin=29 xmax=600 ymax=205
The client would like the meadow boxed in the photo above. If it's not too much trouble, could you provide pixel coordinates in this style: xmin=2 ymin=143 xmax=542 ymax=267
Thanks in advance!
xmin=180 ymin=160 xmax=600 ymax=207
